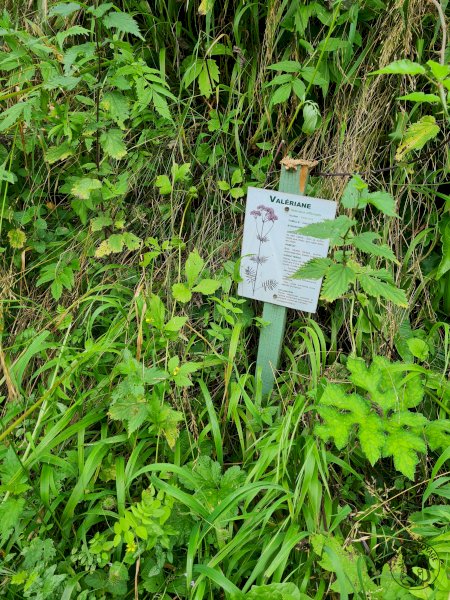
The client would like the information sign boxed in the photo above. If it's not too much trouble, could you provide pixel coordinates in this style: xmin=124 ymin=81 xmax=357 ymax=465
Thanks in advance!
xmin=238 ymin=186 xmax=337 ymax=313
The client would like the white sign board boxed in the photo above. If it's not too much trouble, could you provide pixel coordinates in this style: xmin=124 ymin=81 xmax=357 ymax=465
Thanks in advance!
xmin=238 ymin=187 xmax=336 ymax=313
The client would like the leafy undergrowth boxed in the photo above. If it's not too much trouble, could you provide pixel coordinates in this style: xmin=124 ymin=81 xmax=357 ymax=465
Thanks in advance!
xmin=1 ymin=1 xmax=450 ymax=599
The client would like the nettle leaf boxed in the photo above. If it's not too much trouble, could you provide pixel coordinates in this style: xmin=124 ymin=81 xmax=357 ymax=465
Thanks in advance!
xmin=371 ymin=59 xmax=426 ymax=76
xmin=340 ymin=176 xmax=368 ymax=209
xmin=45 ymin=141 xmax=75 ymax=164
xmin=358 ymin=274 xmax=408 ymax=307
xmin=49 ymin=2 xmax=81 ymax=18
xmin=292 ymin=257 xmax=332 ymax=280
xmin=71 ymin=177 xmax=102 ymax=200
xmin=366 ymin=191 xmax=397 ymax=216
xmin=172 ymin=283 xmax=192 ymax=303
xmin=321 ymin=264 xmax=356 ymax=302
xmin=395 ymin=115 xmax=440 ymax=161
xmin=295 ymin=215 xmax=355 ymax=246
xmin=100 ymin=129 xmax=127 ymax=159
xmin=352 ymin=232 xmax=398 ymax=262
xmin=102 ymin=10 xmax=144 ymax=40
xmin=100 ymin=91 xmax=130 ymax=128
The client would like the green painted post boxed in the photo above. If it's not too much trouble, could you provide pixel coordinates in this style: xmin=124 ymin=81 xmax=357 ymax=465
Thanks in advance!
xmin=255 ymin=158 xmax=317 ymax=397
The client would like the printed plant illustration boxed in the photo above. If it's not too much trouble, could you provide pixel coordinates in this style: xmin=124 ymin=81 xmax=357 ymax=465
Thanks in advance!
xmin=245 ymin=205 xmax=279 ymax=293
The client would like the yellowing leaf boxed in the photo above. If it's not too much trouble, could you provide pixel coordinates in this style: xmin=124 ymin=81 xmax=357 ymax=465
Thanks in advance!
xmin=100 ymin=129 xmax=127 ymax=159
xmin=71 ymin=177 xmax=102 ymax=200
xmin=7 ymin=229 xmax=26 ymax=249
xmin=198 ymin=0 xmax=214 ymax=15
xmin=395 ymin=116 xmax=440 ymax=161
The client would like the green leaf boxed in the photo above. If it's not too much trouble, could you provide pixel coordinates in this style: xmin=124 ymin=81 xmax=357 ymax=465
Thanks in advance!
xmin=426 ymin=420 xmax=450 ymax=451
xmin=0 ymin=165 xmax=17 ymax=184
xmin=292 ymin=78 xmax=306 ymax=100
xmin=45 ymin=141 xmax=75 ymax=164
xmin=436 ymin=220 xmax=450 ymax=279
xmin=185 ymin=249 xmax=204 ymax=286
xmin=70 ymin=177 xmax=102 ymax=200
xmin=155 ymin=174 xmax=172 ymax=195
xmin=122 ymin=232 xmax=141 ymax=251
xmin=146 ymin=293 xmax=166 ymax=329
xmin=198 ymin=59 xmax=220 ymax=97
xmin=295 ymin=215 xmax=355 ymax=246
xmin=0 ymin=102 xmax=26 ymax=132
xmin=302 ymin=102 xmax=320 ymax=135
xmin=382 ymin=428 xmax=426 ymax=480
xmin=292 ymin=257 xmax=332 ymax=279
xmin=164 ymin=316 xmax=188 ymax=332
xmin=192 ymin=278 xmax=221 ymax=295
xmin=317 ymin=37 xmax=350 ymax=52
xmin=100 ymin=91 xmax=130 ymax=128
xmin=218 ymin=180 xmax=230 ymax=191
xmin=371 ymin=59 xmax=426 ymax=76
xmin=107 ymin=233 xmax=125 ymax=253
xmin=270 ymin=83 xmax=292 ymax=105
xmin=395 ymin=116 xmax=440 ymax=161
xmin=152 ymin=91 xmax=172 ymax=121
xmin=352 ymin=232 xmax=398 ymax=262
xmin=426 ymin=60 xmax=450 ymax=80
xmin=267 ymin=60 xmax=302 ymax=73
xmin=397 ymin=92 xmax=440 ymax=103
xmin=406 ymin=338 xmax=429 ymax=362
xmin=321 ymin=263 xmax=355 ymax=302
xmin=340 ymin=176 xmax=368 ymax=209
xmin=358 ymin=274 xmax=408 ymax=307
xmin=91 ymin=214 xmax=113 ymax=232
xmin=100 ymin=129 xmax=127 ymax=159
xmin=172 ymin=283 xmax=192 ymax=303
xmin=366 ymin=191 xmax=397 ymax=216
xmin=102 ymin=11 xmax=144 ymax=39
xmin=48 ymin=2 xmax=81 ymax=17
xmin=109 ymin=399 xmax=149 ymax=435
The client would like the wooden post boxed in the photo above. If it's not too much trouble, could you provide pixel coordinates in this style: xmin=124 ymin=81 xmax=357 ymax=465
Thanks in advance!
xmin=255 ymin=157 xmax=318 ymax=397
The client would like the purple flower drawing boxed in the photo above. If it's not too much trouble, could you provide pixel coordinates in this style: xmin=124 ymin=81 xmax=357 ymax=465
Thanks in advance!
xmin=246 ymin=205 xmax=279 ymax=293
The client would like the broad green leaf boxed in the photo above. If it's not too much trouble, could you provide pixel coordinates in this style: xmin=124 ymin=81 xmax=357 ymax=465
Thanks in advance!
xmin=100 ymin=129 xmax=127 ymax=159
xmin=231 ymin=168 xmax=242 ymax=186
xmin=426 ymin=420 xmax=450 ymax=451
xmin=55 ymin=25 xmax=89 ymax=48
xmin=406 ymin=338 xmax=429 ymax=361
xmin=90 ymin=214 xmax=113 ymax=232
xmin=292 ymin=257 xmax=332 ymax=279
xmin=395 ymin=116 xmax=440 ymax=161
xmin=48 ymin=2 xmax=81 ymax=17
xmin=352 ymin=232 xmax=398 ymax=262
xmin=302 ymin=102 xmax=320 ymax=135
xmin=164 ymin=316 xmax=188 ymax=332
xmin=358 ymin=274 xmax=408 ymax=307
xmin=371 ymin=59 xmax=425 ymax=76
xmin=271 ymin=83 xmax=292 ymax=105
xmin=173 ymin=162 xmax=191 ymax=183
xmin=382 ymin=428 xmax=426 ymax=480
xmin=317 ymin=37 xmax=350 ymax=52
xmin=321 ymin=263 xmax=355 ymax=302
xmin=366 ymin=190 xmax=397 ymax=216
xmin=172 ymin=283 xmax=192 ymax=303
xmin=155 ymin=174 xmax=172 ymax=194
xmin=340 ymin=175 xmax=368 ymax=209
xmin=0 ymin=102 xmax=26 ymax=132
xmin=295 ymin=215 xmax=355 ymax=246
xmin=122 ymin=232 xmax=141 ymax=251
xmin=107 ymin=233 xmax=125 ymax=253
xmin=185 ymin=249 xmax=204 ymax=286
xmin=70 ymin=177 xmax=102 ymax=200
xmin=45 ymin=141 xmax=74 ymax=164
xmin=100 ymin=91 xmax=130 ymax=128
xmin=146 ymin=293 xmax=166 ymax=329
xmin=292 ymin=77 xmax=306 ymax=100
xmin=102 ymin=11 xmax=144 ymax=40
xmin=265 ymin=74 xmax=293 ymax=87
xmin=397 ymin=92 xmax=440 ymax=103
xmin=192 ymin=278 xmax=221 ymax=295
xmin=0 ymin=165 xmax=17 ymax=183
xmin=244 ymin=582 xmax=305 ymax=600
xmin=426 ymin=60 xmax=450 ymax=80
xmin=267 ymin=60 xmax=302 ymax=73
xmin=300 ymin=66 xmax=328 ymax=87
xmin=109 ymin=400 xmax=148 ymax=435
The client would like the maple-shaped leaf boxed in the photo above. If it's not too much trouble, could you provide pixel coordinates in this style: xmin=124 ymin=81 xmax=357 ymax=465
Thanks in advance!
xmin=147 ymin=396 xmax=183 ymax=449
xmin=426 ymin=420 xmax=450 ymax=451
xmin=382 ymin=428 xmax=426 ymax=480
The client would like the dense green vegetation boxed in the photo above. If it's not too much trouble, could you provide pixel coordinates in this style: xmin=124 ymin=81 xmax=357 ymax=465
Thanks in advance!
xmin=0 ymin=0 xmax=449 ymax=597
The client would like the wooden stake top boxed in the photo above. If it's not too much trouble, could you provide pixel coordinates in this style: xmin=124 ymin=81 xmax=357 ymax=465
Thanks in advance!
xmin=280 ymin=157 xmax=318 ymax=171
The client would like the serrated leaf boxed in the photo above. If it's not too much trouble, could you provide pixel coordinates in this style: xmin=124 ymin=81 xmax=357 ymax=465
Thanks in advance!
xmin=100 ymin=91 xmax=130 ymax=128
xmin=366 ymin=190 xmax=397 ymax=216
xmin=426 ymin=420 xmax=450 ymax=451
xmin=371 ymin=59 xmax=425 ymax=76
xmin=383 ymin=429 xmax=426 ymax=480
xmin=395 ymin=116 xmax=440 ymax=161
xmin=295 ymin=215 xmax=355 ymax=246
xmin=45 ymin=141 xmax=74 ymax=164
xmin=406 ymin=338 xmax=429 ymax=361
xmin=102 ymin=11 xmax=144 ymax=40
xmin=7 ymin=229 xmax=26 ymax=249
xmin=192 ymin=278 xmax=221 ymax=295
xmin=321 ymin=263 xmax=355 ymax=302
xmin=109 ymin=400 xmax=149 ymax=435
xmin=100 ymin=129 xmax=127 ymax=159
xmin=91 ymin=215 xmax=113 ymax=232
xmin=172 ymin=283 xmax=192 ymax=303
xmin=107 ymin=233 xmax=125 ymax=253
xmin=70 ymin=177 xmax=102 ymax=200
xmin=340 ymin=176 xmax=368 ymax=209
xmin=352 ymin=232 xmax=398 ymax=262
xmin=152 ymin=91 xmax=172 ymax=120
xmin=358 ymin=274 xmax=408 ymax=307
xmin=0 ymin=102 xmax=26 ymax=132
xmin=292 ymin=257 xmax=332 ymax=279
xmin=164 ymin=316 xmax=188 ymax=332
xmin=122 ymin=232 xmax=141 ymax=251
xmin=49 ymin=2 xmax=81 ymax=17
xmin=185 ymin=249 xmax=204 ymax=286
xmin=397 ymin=92 xmax=440 ymax=103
